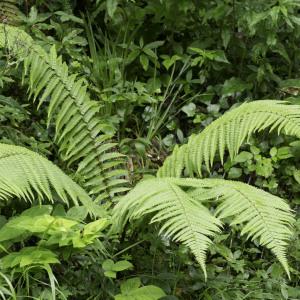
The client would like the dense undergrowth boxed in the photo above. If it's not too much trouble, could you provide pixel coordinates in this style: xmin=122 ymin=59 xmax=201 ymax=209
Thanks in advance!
xmin=1 ymin=0 xmax=300 ymax=299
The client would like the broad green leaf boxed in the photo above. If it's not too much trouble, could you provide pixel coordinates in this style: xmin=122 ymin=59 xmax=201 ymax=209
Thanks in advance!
xmin=104 ymin=270 xmax=116 ymax=278
xmin=228 ymin=167 xmax=242 ymax=179
xmin=144 ymin=41 xmax=164 ymax=49
xmin=115 ymin=278 xmax=166 ymax=300
xmin=113 ymin=260 xmax=133 ymax=272
xmin=102 ymin=259 xmax=114 ymax=271
xmin=83 ymin=218 xmax=109 ymax=236
xmin=120 ymin=277 xmax=141 ymax=293
xmin=21 ymin=205 xmax=53 ymax=217
xmin=1 ymin=247 xmax=59 ymax=269
xmin=233 ymin=151 xmax=253 ymax=163
xmin=222 ymin=78 xmax=252 ymax=95
xmin=107 ymin=0 xmax=118 ymax=18
xmin=66 ymin=206 xmax=88 ymax=221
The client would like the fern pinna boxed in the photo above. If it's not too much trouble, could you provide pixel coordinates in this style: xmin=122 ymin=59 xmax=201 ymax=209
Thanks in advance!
xmin=113 ymin=100 xmax=300 ymax=278
xmin=0 ymin=24 xmax=128 ymax=203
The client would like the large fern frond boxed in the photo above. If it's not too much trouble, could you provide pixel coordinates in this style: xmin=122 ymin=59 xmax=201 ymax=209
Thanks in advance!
xmin=113 ymin=177 xmax=294 ymax=277
xmin=158 ymin=100 xmax=300 ymax=177
xmin=180 ymin=178 xmax=294 ymax=277
xmin=0 ymin=24 xmax=128 ymax=203
xmin=112 ymin=177 xmax=222 ymax=278
xmin=0 ymin=143 xmax=95 ymax=212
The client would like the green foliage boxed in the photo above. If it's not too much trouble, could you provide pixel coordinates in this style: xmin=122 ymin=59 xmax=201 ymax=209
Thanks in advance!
xmin=158 ymin=101 xmax=300 ymax=177
xmin=113 ymin=177 xmax=294 ymax=278
xmin=0 ymin=24 xmax=128 ymax=203
xmin=0 ymin=271 xmax=16 ymax=299
xmin=0 ymin=143 xmax=95 ymax=209
xmin=1 ymin=0 xmax=300 ymax=299
xmin=102 ymin=259 xmax=133 ymax=278
xmin=115 ymin=277 xmax=166 ymax=300
xmin=0 ymin=206 xmax=108 ymax=249
xmin=114 ymin=101 xmax=300 ymax=279
xmin=0 ymin=205 xmax=109 ymax=296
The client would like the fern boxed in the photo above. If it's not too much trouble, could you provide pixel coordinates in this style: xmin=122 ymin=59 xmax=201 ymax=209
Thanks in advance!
xmin=114 ymin=100 xmax=300 ymax=278
xmin=0 ymin=143 xmax=95 ymax=212
xmin=0 ymin=0 xmax=21 ymax=24
xmin=158 ymin=100 xmax=300 ymax=177
xmin=113 ymin=178 xmax=222 ymax=278
xmin=113 ymin=177 xmax=294 ymax=278
xmin=0 ymin=24 xmax=128 ymax=203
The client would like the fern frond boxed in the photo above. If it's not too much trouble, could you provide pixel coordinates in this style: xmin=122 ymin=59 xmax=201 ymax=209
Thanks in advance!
xmin=0 ymin=24 xmax=128 ymax=203
xmin=179 ymin=178 xmax=294 ymax=277
xmin=0 ymin=143 xmax=96 ymax=212
xmin=113 ymin=177 xmax=294 ymax=277
xmin=112 ymin=178 xmax=222 ymax=278
xmin=0 ymin=0 xmax=21 ymax=24
xmin=158 ymin=100 xmax=300 ymax=177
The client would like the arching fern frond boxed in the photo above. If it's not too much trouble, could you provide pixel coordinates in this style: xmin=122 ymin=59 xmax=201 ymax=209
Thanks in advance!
xmin=158 ymin=100 xmax=300 ymax=177
xmin=0 ymin=143 xmax=95 ymax=212
xmin=0 ymin=24 xmax=128 ymax=203
xmin=113 ymin=177 xmax=294 ymax=278
xmin=112 ymin=178 xmax=222 ymax=278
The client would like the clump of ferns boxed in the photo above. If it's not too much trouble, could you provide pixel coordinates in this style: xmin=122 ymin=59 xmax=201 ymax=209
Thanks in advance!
xmin=0 ymin=23 xmax=297 ymax=281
